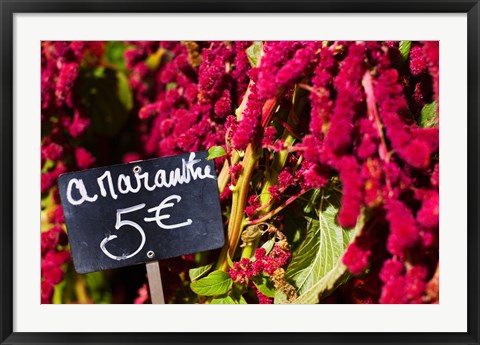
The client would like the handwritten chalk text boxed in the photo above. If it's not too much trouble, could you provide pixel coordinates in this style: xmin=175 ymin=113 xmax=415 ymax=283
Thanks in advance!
xmin=66 ymin=152 xmax=214 ymax=206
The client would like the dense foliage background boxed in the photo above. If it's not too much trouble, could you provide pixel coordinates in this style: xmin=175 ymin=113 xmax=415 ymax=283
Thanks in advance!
xmin=41 ymin=41 xmax=439 ymax=304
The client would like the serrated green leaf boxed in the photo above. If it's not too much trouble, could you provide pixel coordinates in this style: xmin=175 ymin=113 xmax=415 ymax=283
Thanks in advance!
xmin=399 ymin=41 xmax=412 ymax=61
xmin=246 ymin=41 xmax=263 ymax=67
xmin=419 ymin=102 xmax=438 ymax=128
xmin=190 ymin=270 xmax=232 ymax=296
xmin=285 ymin=190 xmax=364 ymax=304
xmin=207 ymin=146 xmax=227 ymax=160
xmin=253 ymin=274 xmax=276 ymax=298
xmin=292 ymin=260 xmax=349 ymax=304
xmin=189 ymin=263 xmax=214 ymax=282
xmin=211 ymin=295 xmax=237 ymax=304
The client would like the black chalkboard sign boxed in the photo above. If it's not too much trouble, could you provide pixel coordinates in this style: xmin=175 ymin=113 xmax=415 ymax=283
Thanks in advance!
xmin=58 ymin=151 xmax=225 ymax=274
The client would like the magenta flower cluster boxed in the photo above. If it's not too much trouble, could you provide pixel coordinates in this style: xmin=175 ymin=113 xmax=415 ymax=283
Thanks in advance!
xmin=41 ymin=40 xmax=439 ymax=304
xmin=41 ymin=42 xmax=103 ymax=303
xmin=229 ymin=244 xmax=291 ymax=304
xmin=298 ymin=41 xmax=439 ymax=303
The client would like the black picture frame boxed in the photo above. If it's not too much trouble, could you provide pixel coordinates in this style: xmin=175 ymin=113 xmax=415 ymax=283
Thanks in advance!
xmin=1 ymin=1 xmax=479 ymax=344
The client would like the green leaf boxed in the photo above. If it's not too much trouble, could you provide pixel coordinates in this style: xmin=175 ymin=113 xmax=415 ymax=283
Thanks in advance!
xmin=246 ymin=41 xmax=263 ymax=67
xmin=285 ymin=190 xmax=364 ymax=304
xmin=207 ymin=146 xmax=227 ymax=160
xmin=231 ymin=284 xmax=247 ymax=304
xmin=260 ymin=239 xmax=275 ymax=255
xmin=273 ymin=290 xmax=288 ymax=304
xmin=303 ymin=189 xmax=322 ymax=214
xmin=189 ymin=263 xmax=214 ymax=282
xmin=292 ymin=260 xmax=349 ymax=304
xmin=104 ymin=42 xmax=128 ymax=71
xmin=116 ymin=71 xmax=133 ymax=111
xmin=253 ymin=274 xmax=276 ymax=298
xmin=399 ymin=41 xmax=412 ymax=61
xmin=210 ymin=285 xmax=250 ymax=304
xmin=190 ymin=270 xmax=233 ymax=296
xmin=419 ymin=102 xmax=438 ymax=128
xmin=211 ymin=295 xmax=237 ymax=304
xmin=237 ymin=295 xmax=247 ymax=304
xmin=226 ymin=251 xmax=234 ymax=268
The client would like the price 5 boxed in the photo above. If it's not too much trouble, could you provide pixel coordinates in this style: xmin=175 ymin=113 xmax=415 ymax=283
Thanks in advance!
xmin=100 ymin=194 xmax=192 ymax=261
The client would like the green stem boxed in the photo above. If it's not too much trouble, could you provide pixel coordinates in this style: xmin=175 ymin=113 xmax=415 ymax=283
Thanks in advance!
xmin=240 ymin=237 xmax=260 ymax=259
xmin=74 ymin=275 xmax=90 ymax=304
xmin=258 ymin=98 xmax=300 ymax=210
xmin=217 ymin=152 xmax=239 ymax=194
xmin=216 ymin=146 xmax=259 ymax=271
xmin=240 ymin=86 xmax=306 ymax=259
xmin=216 ymin=74 xmax=256 ymax=195
xmin=216 ymin=91 xmax=280 ymax=269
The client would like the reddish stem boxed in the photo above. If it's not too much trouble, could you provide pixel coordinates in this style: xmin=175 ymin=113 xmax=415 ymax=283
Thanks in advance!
xmin=246 ymin=189 xmax=310 ymax=225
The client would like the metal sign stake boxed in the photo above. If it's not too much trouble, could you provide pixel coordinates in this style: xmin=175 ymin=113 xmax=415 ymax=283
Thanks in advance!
xmin=145 ymin=261 xmax=165 ymax=304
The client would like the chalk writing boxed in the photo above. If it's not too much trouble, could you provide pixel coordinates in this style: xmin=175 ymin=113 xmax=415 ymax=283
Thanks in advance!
xmin=100 ymin=195 xmax=192 ymax=261
xmin=66 ymin=152 xmax=214 ymax=206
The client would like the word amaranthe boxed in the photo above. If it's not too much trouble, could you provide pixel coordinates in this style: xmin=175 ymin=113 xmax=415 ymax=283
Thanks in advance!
xmin=65 ymin=152 xmax=215 ymax=206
